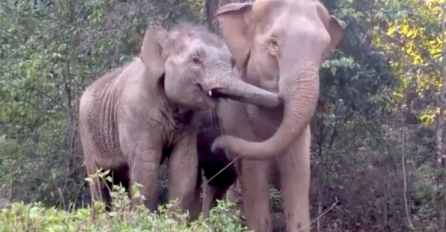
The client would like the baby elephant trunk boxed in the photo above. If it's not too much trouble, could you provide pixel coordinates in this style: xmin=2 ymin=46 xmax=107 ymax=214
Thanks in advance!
xmin=208 ymin=71 xmax=281 ymax=108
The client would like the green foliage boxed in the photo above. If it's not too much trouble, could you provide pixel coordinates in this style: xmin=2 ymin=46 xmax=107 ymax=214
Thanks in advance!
xmin=0 ymin=188 xmax=250 ymax=232
xmin=309 ymin=0 xmax=445 ymax=231
xmin=368 ymin=0 xmax=446 ymax=230
xmin=372 ymin=0 xmax=444 ymax=124
xmin=0 ymin=169 xmax=248 ymax=231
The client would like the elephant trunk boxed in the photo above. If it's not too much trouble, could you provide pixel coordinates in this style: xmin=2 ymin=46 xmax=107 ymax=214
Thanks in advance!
xmin=213 ymin=57 xmax=320 ymax=159
xmin=214 ymin=77 xmax=281 ymax=108
xmin=208 ymin=66 xmax=281 ymax=108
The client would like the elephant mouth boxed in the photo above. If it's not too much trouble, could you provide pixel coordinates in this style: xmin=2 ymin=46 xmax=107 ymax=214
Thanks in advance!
xmin=206 ymin=90 xmax=220 ymax=105
xmin=205 ymin=88 xmax=237 ymax=101
xmin=197 ymin=85 xmax=223 ymax=106
xmin=206 ymin=88 xmax=224 ymax=99
xmin=209 ymin=87 xmax=247 ymax=103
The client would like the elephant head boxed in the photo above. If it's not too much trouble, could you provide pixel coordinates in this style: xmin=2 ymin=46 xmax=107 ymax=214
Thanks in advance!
xmin=139 ymin=24 xmax=281 ymax=112
xmin=212 ymin=0 xmax=346 ymax=158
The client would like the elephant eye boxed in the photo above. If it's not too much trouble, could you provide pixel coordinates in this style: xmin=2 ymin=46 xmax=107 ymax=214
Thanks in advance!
xmin=268 ymin=39 xmax=279 ymax=53
xmin=191 ymin=56 xmax=202 ymax=65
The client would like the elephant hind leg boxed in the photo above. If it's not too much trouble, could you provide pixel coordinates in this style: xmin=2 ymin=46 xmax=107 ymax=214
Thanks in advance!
xmin=83 ymin=157 xmax=113 ymax=212
xmin=90 ymin=165 xmax=130 ymax=212
xmin=110 ymin=164 xmax=130 ymax=197
xmin=199 ymin=143 xmax=238 ymax=218
xmin=87 ymin=171 xmax=112 ymax=213
xmin=202 ymin=182 xmax=216 ymax=218
xmin=80 ymin=122 xmax=113 ymax=213
xmin=202 ymin=180 xmax=233 ymax=218
xmin=86 ymin=164 xmax=129 ymax=212
xmin=87 ymin=165 xmax=130 ymax=211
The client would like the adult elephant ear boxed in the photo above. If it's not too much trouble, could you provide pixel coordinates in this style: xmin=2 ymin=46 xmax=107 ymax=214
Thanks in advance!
xmin=321 ymin=13 xmax=347 ymax=61
xmin=327 ymin=16 xmax=346 ymax=50
xmin=140 ymin=26 xmax=168 ymax=79
xmin=216 ymin=2 xmax=253 ymax=69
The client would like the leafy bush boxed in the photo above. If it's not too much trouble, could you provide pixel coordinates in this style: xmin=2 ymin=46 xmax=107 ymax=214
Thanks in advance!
xmin=0 ymin=182 xmax=251 ymax=232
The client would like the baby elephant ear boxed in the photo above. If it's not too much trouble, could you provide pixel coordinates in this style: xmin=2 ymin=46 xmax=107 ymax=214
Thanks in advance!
xmin=140 ymin=26 xmax=168 ymax=79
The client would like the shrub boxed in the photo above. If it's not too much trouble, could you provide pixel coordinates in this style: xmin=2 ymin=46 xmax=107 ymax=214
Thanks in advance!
xmin=0 ymin=173 xmax=251 ymax=232
xmin=0 ymin=200 xmax=250 ymax=232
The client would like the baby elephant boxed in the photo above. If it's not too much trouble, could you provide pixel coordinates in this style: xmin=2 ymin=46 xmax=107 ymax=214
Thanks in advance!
xmin=78 ymin=24 xmax=280 ymax=218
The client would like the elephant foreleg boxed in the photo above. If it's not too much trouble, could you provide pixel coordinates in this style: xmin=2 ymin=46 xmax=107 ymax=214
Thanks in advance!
xmin=130 ymin=146 xmax=162 ymax=211
xmin=241 ymin=159 xmax=272 ymax=232
xmin=278 ymin=126 xmax=311 ymax=232
xmin=218 ymin=101 xmax=273 ymax=231
xmin=168 ymin=131 xmax=200 ymax=220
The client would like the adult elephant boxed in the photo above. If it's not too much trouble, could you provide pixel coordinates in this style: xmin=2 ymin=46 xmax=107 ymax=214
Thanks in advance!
xmin=78 ymin=24 xmax=281 ymax=219
xmin=198 ymin=0 xmax=346 ymax=231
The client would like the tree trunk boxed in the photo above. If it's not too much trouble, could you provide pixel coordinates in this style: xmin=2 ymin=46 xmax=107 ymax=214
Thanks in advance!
xmin=204 ymin=0 xmax=219 ymax=33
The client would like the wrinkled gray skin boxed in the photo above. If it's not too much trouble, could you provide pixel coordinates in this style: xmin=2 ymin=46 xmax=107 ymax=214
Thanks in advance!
xmin=78 ymin=24 xmax=281 ymax=219
xmin=197 ymin=0 xmax=346 ymax=231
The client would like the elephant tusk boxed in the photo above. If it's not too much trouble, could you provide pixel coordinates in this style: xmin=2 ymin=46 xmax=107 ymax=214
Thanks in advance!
xmin=208 ymin=90 xmax=212 ymax=97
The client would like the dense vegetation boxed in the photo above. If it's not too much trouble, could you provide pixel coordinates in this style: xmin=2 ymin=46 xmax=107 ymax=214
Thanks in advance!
xmin=0 ymin=184 xmax=249 ymax=232
xmin=0 ymin=0 xmax=445 ymax=231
